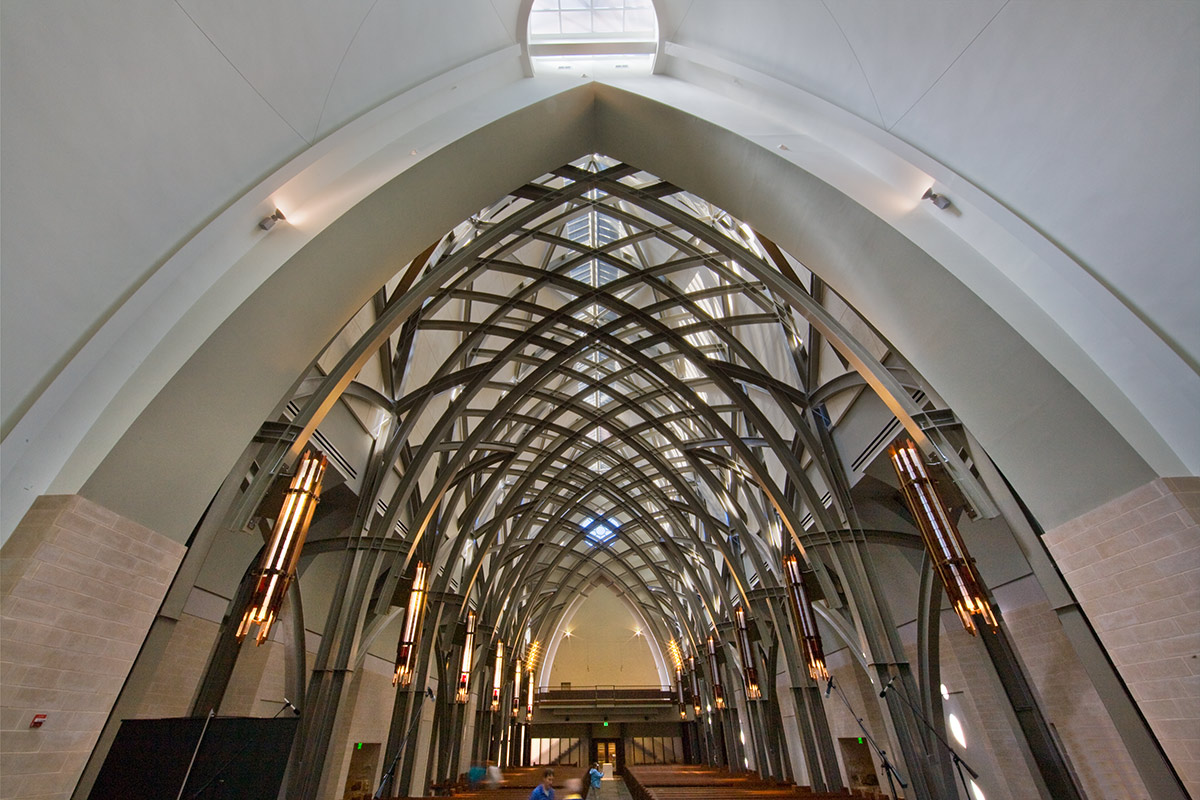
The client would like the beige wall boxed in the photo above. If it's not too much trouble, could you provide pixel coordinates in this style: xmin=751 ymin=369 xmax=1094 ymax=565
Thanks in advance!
xmin=546 ymin=587 xmax=662 ymax=688
xmin=1043 ymin=476 xmax=1200 ymax=797
xmin=0 ymin=496 xmax=184 ymax=800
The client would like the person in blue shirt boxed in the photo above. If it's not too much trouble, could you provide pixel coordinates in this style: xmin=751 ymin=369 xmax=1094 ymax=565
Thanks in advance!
xmin=587 ymin=762 xmax=604 ymax=798
xmin=529 ymin=768 xmax=555 ymax=800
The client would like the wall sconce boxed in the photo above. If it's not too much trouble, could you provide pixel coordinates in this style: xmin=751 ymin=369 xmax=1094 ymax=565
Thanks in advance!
xmin=891 ymin=440 xmax=998 ymax=635
xmin=783 ymin=554 xmax=829 ymax=681
xmin=734 ymin=606 xmax=761 ymax=700
xmin=707 ymin=635 xmax=725 ymax=710
xmin=258 ymin=207 xmax=287 ymax=230
xmin=491 ymin=641 xmax=504 ymax=711
xmin=237 ymin=451 xmax=326 ymax=645
xmin=392 ymin=562 xmax=429 ymax=686
xmin=922 ymin=188 xmax=952 ymax=210
xmin=455 ymin=610 xmax=476 ymax=704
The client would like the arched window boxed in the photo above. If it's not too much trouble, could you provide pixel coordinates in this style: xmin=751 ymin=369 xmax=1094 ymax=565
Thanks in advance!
xmin=527 ymin=0 xmax=658 ymax=76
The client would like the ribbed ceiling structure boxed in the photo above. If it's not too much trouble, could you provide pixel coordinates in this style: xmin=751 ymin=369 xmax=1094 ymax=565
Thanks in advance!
xmin=276 ymin=154 xmax=940 ymax=679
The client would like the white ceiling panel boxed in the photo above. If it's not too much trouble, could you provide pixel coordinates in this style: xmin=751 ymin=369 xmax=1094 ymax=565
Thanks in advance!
xmin=667 ymin=0 xmax=883 ymax=124
xmin=316 ymin=0 xmax=517 ymax=138
xmin=823 ymin=0 xmax=1008 ymax=129
xmin=0 ymin=1 xmax=305 ymax=427
xmin=177 ymin=0 xmax=378 ymax=142
xmin=889 ymin=1 xmax=1200 ymax=359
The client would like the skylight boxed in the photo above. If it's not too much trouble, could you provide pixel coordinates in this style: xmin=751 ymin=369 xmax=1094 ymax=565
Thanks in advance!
xmin=528 ymin=0 xmax=658 ymax=77
xmin=565 ymin=209 xmax=623 ymax=287
xmin=582 ymin=516 xmax=619 ymax=547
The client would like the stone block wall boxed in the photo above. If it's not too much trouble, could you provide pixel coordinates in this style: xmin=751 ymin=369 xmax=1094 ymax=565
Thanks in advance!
xmin=0 ymin=495 xmax=184 ymax=800
xmin=1001 ymin=600 xmax=1147 ymax=799
xmin=1043 ymin=476 xmax=1199 ymax=796
xmin=136 ymin=613 xmax=216 ymax=719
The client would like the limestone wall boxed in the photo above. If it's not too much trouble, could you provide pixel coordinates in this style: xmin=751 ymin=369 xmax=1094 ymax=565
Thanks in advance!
xmin=0 ymin=496 xmax=184 ymax=800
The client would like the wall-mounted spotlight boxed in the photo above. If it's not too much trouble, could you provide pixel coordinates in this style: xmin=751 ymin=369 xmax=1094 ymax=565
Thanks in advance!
xmin=258 ymin=208 xmax=287 ymax=230
xmin=922 ymin=188 xmax=952 ymax=210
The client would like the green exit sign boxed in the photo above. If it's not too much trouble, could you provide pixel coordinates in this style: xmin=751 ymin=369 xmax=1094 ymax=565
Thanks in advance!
xmin=603 ymin=722 xmax=609 ymax=727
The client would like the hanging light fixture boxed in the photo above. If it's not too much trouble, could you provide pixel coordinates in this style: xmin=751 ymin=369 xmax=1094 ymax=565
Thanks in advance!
xmin=707 ymin=635 xmax=725 ymax=710
xmin=734 ymin=606 xmax=761 ymax=700
xmin=890 ymin=440 xmax=998 ymax=635
xmin=524 ymin=640 xmax=542 ymax=722
xmin=237 ymin=451 xmax=327 ymax=645
xmin=455 ymin=610 xmax=477 ymax=704
xmin=511 ymin=656 xmax=523 ymax=718
xmin=392 ymin=561 xmax=429 ymax=686
xmin=526 ymin=670 xmax=536 ymax=722
xmin=491 ymin=641 xmax=505 ymax=712
xmin=783 ymin=554 xmax=829 ymax=681
xmin=689 ymin=654 xmax=701 ymax=717
xmin=668 ymin=640 xmax=687 ymax=719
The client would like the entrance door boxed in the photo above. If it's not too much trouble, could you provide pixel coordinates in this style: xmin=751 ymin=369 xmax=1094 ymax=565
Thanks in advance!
xmin=837 ymin=737 xmax=880 ymax=794
xmin=342 ymin=742 xmax=380 ymax=800
xmin=592 ymin=738 xmax=623 ymax=774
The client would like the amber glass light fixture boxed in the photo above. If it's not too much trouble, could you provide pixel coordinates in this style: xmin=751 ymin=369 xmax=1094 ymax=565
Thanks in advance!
xmin=525 ymin=670 xmax=536 ymax=722
xmin=668 ymin=639 xmax=687 ymax=718
xmin=524 ymin=640 xmax=541 ymax=722
xmin=511 ymin=656 xmax=523 ymax=718
xmin=688 ymin=654 xmax=701 ymax=716
xmin=392 ymin=561 xmax=429 ymax=686
xmin=706 ymin=635 xmax=725 ymax=710
xmin=455 ymin=611 xmax=476 ymax=703
xmin=890 ymin=440 xmax=998 ymax=635
xmin=237 ymin=451 xmax=327 ymax=645
xmin=491 ymin=641 xmax=505 ymax=711
xmin=734 ymin=606 xmax=761 ymax=700
xmin=783 ymin=554 xmax=829 ymax=681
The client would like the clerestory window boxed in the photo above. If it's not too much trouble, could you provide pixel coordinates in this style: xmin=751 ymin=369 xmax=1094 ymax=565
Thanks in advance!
xmin=527 ymin=0 xmax=659 ymax=77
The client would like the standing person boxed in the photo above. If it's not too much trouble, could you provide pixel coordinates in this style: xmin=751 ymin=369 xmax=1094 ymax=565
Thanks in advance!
xmin=485 ymin=760 xmax=503 ymax=788
xmin=529 ymin=768 xmax=555 ymax=800
xmin=587 ymin=762 xmax=604 ymax=799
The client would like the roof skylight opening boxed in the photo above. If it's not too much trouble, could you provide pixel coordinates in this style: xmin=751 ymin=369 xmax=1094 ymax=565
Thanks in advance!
xmin=528 ymin=0 xmax=659 ymax=77
xmin=583 ymin=516 xmax=620 ymax=548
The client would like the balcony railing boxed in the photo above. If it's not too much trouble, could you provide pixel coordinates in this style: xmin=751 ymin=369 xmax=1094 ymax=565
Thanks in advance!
xmin=535 ymin=685 xmax=673 ymax=706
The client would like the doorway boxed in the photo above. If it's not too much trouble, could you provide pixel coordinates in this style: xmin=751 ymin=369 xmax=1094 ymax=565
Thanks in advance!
xmin=837 ymin=737 xmax=880 ymax=794
xmin=592 ymin=738 xmax=623 ymax=775
xmin=342 ymin=742 xmax=380 ymax=800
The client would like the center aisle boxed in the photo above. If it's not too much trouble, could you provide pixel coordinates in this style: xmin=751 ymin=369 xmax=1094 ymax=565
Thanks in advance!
xmin=592 ymin=776 xmax=634 ymax=800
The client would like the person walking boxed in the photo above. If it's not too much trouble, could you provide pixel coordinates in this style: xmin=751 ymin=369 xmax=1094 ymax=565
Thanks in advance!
xmin=529 ymin=768 xmax=555 ymax=800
